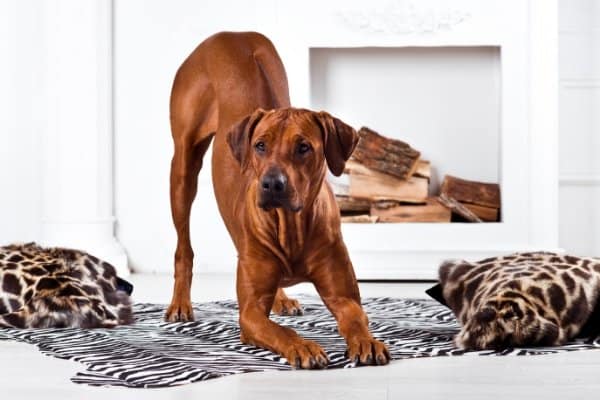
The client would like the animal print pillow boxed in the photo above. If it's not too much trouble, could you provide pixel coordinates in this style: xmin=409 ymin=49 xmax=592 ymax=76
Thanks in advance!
xmin=0 ymin=243 xmax=133 ymax=329
xmin=436 ymin=252 xmax=600 ymax=350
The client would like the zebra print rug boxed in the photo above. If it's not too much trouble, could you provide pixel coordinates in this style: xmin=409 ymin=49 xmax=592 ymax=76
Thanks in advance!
xmin=1 ymin=295 xmax=600 ymax=388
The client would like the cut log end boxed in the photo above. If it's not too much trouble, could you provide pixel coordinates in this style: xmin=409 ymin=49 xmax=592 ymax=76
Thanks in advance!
xmin=336 ymin=195 xmax=371 ymax=213
xmin=436 ymin=194 xmax=483 ymax=222
xmin=371 ymin=197 xmax=451 ymax=223
xmin=351 ymin=127 xmax=421 ymax=180
xmin=440 ymin=175 xmax=500 ymax=209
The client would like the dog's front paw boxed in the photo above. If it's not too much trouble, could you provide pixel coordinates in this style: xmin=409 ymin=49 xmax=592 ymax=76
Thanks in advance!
xmin=346 ymin=336 xmax=390 ymax=366
xmin=271 ymin=296 xmax=303 ymax=316
xmin=165 ymin=299 xmax=194 ymax=322
xmin=283 ymin=339 xmax=329 ymax=369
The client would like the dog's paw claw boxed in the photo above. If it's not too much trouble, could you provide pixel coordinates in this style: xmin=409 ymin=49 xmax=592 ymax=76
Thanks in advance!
xmin=285 ymin=339 xmax=329 ymax=369
xmin=165 ymin=302 xmax=194 ymax=322
xmin=346 ymin=337 xmax=390 ymax=366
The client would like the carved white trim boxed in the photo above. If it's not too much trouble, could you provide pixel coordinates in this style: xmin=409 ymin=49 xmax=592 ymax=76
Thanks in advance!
xmin=337 ymin=0 xmax=470 ymax=34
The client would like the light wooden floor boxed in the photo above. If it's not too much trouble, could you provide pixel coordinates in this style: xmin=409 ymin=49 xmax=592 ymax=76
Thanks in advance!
xmin=1 ymin=273 xmax=599 ymax=400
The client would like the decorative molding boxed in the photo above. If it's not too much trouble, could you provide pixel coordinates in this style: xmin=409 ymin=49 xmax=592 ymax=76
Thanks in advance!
xmin=559 ymin=175 xmax=600 ymax=186
xmin=337 ymin=0 xmax=470 ymax=34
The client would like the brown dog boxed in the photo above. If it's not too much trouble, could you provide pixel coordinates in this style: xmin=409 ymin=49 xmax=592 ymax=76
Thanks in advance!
xmin=166 ymin=31 xmax=390 ymax=368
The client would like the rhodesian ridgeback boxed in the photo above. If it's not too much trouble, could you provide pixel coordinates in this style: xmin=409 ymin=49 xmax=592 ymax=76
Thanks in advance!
xmin=166 ymin=31 xmax=390 ymax=368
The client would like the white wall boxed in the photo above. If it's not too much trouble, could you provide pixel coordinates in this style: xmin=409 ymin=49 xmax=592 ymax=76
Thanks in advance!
xmin=0 ymin=1 xmax=43 ymax=244
xmin=558 ymin=0 xmax=600 ymax=257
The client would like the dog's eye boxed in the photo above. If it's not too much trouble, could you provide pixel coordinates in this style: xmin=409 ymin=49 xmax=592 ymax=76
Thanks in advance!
xmin=254 ymin=141 xmax=266 ymax=153
xmin=297 ymin=142 xmax=311 ymax=155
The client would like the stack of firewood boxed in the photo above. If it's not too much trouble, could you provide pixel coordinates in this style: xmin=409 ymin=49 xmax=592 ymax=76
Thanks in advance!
xmin=335 ymin=127 xmax=501 ymax=223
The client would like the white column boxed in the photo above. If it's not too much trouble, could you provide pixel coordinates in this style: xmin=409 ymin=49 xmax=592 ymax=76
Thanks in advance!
xmin=529 ymin=0 xmax=559 ymax=249
xmin=40 ymin=0 xmax=128 ymax=276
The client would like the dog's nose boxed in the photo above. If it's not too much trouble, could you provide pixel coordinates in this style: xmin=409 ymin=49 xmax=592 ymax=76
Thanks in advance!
xmin=261 ymin=171 xmax=287 ymax=195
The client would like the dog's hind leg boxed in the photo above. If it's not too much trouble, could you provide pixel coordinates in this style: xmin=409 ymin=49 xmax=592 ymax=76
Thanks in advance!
xmin=271 ymin=288 xmax=303 ymax=316
xmin=166 ymin=73 xmax=217 ymax=322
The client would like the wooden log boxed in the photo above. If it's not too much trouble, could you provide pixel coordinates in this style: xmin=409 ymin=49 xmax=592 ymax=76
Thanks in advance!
xmin=344 ymin=159 xmax=377 ymax=175
xmin=371 ymin=197 xmax=451 ymax=223
xmin=372 ymin=200 xmax=401 ymax=210
xmin=414 ymin=160 xmax=431 ymax=180
xmin=436 ymin=194 xmax=483 ymax=222
xmin=463 ymin=203 xmax=499 ymax=222
xmin=440 ymin=175 xmax=500 ymax=209
xmin=335 ymin=195 xmax=371 ymax=213
xmin=351 ymin=127 xmax=421 ymax=180
xmin=349 ymin=173 xmax=428 ymax=204
xmin=340 ymin=214 xmax=379 ymax=223
xmin=345 ymin=159 xmax=428 ymax=203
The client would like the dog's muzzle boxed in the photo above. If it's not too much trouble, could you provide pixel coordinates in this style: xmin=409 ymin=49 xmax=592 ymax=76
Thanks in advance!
xmin=258 ymin=169 xmax=301 ymax=211
xmin=259 ymin=170 xmax=287 ymax=209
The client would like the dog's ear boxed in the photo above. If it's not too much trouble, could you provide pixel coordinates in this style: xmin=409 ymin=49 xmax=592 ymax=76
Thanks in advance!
xmin=314 ymin=111 xmax=359 ymax=176
xmin=227 ymin=109 xmax=267 ymax=167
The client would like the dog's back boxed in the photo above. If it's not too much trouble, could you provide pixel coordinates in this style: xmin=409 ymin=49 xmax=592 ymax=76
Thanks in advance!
xmin=170 ymin=31 xmax=290 ymax=143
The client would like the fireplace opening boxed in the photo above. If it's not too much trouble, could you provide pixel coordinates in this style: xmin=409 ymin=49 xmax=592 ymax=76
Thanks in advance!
xmin=309 ymin=46 xmax=502 ymax=223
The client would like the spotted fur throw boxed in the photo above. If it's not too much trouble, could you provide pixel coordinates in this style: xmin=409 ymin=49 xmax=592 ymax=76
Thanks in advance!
xmin=0 ymin=243 xmax=133 ymax=328
xmin=438 ymin=252 xmax=600 ymax=350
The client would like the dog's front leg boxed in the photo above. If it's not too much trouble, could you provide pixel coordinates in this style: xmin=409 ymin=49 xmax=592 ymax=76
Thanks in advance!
xmin=236 ymin=258 xmax=328 ymax=369
xmin=310 ymin=244 xmax=390 ymax=366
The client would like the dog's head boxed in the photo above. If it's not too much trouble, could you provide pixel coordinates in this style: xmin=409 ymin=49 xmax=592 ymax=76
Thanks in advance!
xmin=227 ymin=108 xmax=358 ymax=212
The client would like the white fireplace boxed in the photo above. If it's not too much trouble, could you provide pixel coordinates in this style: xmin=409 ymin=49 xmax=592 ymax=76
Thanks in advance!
xmin=273 ymin=0 xmax=559 ymax=279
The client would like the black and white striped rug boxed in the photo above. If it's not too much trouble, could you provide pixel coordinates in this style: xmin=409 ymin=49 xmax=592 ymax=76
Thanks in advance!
xmin=1 ymin=295 xmax=600 ymax=388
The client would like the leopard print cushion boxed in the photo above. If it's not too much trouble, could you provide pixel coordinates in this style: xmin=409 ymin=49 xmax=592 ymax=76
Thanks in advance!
xmin=0 ymin=243 xmax=133 ymax=328
xmin=438 ymin=252 xmax=600 ymax=350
